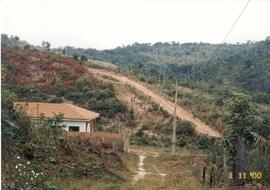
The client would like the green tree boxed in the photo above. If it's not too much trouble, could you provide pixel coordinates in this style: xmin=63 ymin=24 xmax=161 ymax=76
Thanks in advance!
xmin=1 ymin=90 xmax=32 ymax=157
xmin=224 ymin=93 xmax=256 ymax=186
xmin=41 ymin=41 xmax=51 ymax=50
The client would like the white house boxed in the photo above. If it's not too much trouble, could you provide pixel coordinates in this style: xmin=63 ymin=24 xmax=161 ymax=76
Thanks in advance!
xmin=15 ymin=102 xmax=99 ymax=132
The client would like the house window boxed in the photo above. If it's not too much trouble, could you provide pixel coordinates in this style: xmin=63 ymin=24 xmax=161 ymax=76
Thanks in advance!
xmin=69 ymin=126 xmax=80 ymax=132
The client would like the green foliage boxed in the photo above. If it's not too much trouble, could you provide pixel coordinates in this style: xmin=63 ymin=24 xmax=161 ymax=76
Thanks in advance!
xmin=1 ymin=34 xmax=31 ymax=50
xmin=41 ymin=41 xmax=51 ymax=50
xmin=224 ymin=93 xmax=257 ymax=137
xmin=176 ymin=136 xmax=190 ymax=147
xmin=58 ymin=78 xmax=126 ymax=118
xmin=48 ymin=97 xmax=63 ymax=103
xmin=57 ymin=39 xmax=270 ymax=95
xmin=39 ymin=113 xmax=66 ymax=129
xmin=224 ymin=93 xmax=257 ymax=162
xmin=2 ymin=91 xmax=125 ymax=189
xmin=251 ymin=132 xmax=270 ymax=158
xmin=221 ymin=93 xmax=270 ymax=185
xmin=247 ymin=149 xmax=270 ymax=185
xmin=2 ymin=90 xmax=32 ymax=151
xmin=55 ymin=38 xmax=270 ymax=134
xmin=87 ymin=98 xmax=126 ymax=118
xmin=130 ymin=128 xmax=167 ymax=147
xmin=17 ymin=86 xmax=49 ymax=102
xmin=95 ymin=123 xmax=105 ymax=132
xmin=196 ymin=135 xmax=215 ymax=150
xmin=176 ymin=120 xmax=195 ymax=136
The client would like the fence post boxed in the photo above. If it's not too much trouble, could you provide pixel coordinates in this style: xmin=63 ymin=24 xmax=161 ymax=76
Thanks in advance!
xmin=202 ymin=166 xmax=206 ymax=184
xmin=209 ymin=166 xmax=214 ymax=188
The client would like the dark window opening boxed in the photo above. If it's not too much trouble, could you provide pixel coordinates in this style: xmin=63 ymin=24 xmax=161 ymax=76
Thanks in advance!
xmin=69 ymin=126 xmax=80 ymax=132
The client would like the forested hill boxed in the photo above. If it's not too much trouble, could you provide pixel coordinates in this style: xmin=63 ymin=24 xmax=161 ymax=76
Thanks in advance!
xmin=2 ymin=34 xmax=270 ymax=101
xmin=57 ymin=38 xmax=270 ymax=99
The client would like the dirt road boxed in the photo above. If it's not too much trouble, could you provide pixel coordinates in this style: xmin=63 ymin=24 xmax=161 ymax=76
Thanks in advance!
xmin=129 ymin=149 xmax=166 ymax=183
xmin=89 ymin=68 xmax=221 ymax=137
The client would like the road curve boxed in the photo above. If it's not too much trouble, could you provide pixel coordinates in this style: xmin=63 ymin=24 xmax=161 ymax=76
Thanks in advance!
xmin=88 ymin=68 xmax=221 ymax=137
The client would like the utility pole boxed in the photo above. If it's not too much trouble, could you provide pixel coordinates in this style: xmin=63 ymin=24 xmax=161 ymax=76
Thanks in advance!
xmin=163 ymin=66 xmax=166 ymax=86
xmin=148 ymin=69 xmax=151 ymax=83
xmin=158 ymin=66 xmax=161 ymax=110
xmin=172 ymin=79 xmax=177 ymax=156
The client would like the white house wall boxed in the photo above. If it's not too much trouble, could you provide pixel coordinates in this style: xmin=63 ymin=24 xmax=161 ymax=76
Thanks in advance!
xmin=63 ymin=121 xmax=87 ymax=132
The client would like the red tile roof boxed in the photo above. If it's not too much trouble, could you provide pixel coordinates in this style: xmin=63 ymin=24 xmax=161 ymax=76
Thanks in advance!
xmin=15 ymin=102 xmax=99 ymax=121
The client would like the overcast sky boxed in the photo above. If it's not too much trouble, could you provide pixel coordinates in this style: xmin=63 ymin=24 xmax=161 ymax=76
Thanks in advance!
xmin=1 ymin=0 xmax=270 ymax=50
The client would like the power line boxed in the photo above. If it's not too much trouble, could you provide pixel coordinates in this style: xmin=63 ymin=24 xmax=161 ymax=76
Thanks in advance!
xmin=208 ymin=0 xmax=252 ymax=63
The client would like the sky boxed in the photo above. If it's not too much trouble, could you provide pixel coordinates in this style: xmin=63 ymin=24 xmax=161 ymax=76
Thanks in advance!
xmin=1 ymin=0 xmax=270 ymax=50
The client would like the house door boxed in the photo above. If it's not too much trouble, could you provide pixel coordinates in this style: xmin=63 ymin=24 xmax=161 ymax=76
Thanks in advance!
xmin=69 ymin=126 xmax=80 ymax=132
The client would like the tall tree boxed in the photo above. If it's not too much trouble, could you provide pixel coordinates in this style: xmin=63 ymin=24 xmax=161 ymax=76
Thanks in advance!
xmin=224 ymin=93 xmax=256 ymax=186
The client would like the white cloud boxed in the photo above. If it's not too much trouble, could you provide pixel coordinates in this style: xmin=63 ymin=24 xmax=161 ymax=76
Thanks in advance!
xmin=1 ymin=0 xmax=269 ymax=49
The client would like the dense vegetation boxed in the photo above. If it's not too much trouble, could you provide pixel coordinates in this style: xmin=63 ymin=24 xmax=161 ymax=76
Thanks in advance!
xmin=1 ymin=90 xmax=127 ymax=189
xmin=54 ymin=38 xmax=270 ymax=132
xmin=223 ymin=94 xmax=270 ymax=185
xmin=57 ymin=38 xmax=270 ymax=96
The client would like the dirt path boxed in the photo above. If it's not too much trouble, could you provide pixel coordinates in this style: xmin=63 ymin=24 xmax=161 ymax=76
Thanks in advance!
xmin=130 ymin=149 xmax=166 ymax=183
xmin=88 ymin=68 xmax=221 ymax=137
xmin=132 ymin=154 xmax=147 ymax=183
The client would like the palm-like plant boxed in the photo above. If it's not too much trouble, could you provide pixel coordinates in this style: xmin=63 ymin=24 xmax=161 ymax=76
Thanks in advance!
xmin=251 ymin=132 xmax=270 ymax=158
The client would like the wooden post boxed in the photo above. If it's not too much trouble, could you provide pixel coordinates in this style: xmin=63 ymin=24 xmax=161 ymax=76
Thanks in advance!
xmin=209 ymin=166 xmax=214 ymax=188
xmin=202 ymin=166 xmax=206 ymax=184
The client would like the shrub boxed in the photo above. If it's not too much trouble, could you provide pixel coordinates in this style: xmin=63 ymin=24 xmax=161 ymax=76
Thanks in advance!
xmin=176 ymin=136 xmax=190 ymax=147
xmin=95 ymin=89 xmax=115 ymax=100
xmin=48 ymin=97 xmax=63 ymax=103
xmin=87 ymin=98 xmax=126 ymax=118
xmin=130 ymin=130 xmax=171 ymax=147
xmin=196 ymin=135 xmax=214 ymax=150
xmin=176 ymin=120 xmax=195 ymax=136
